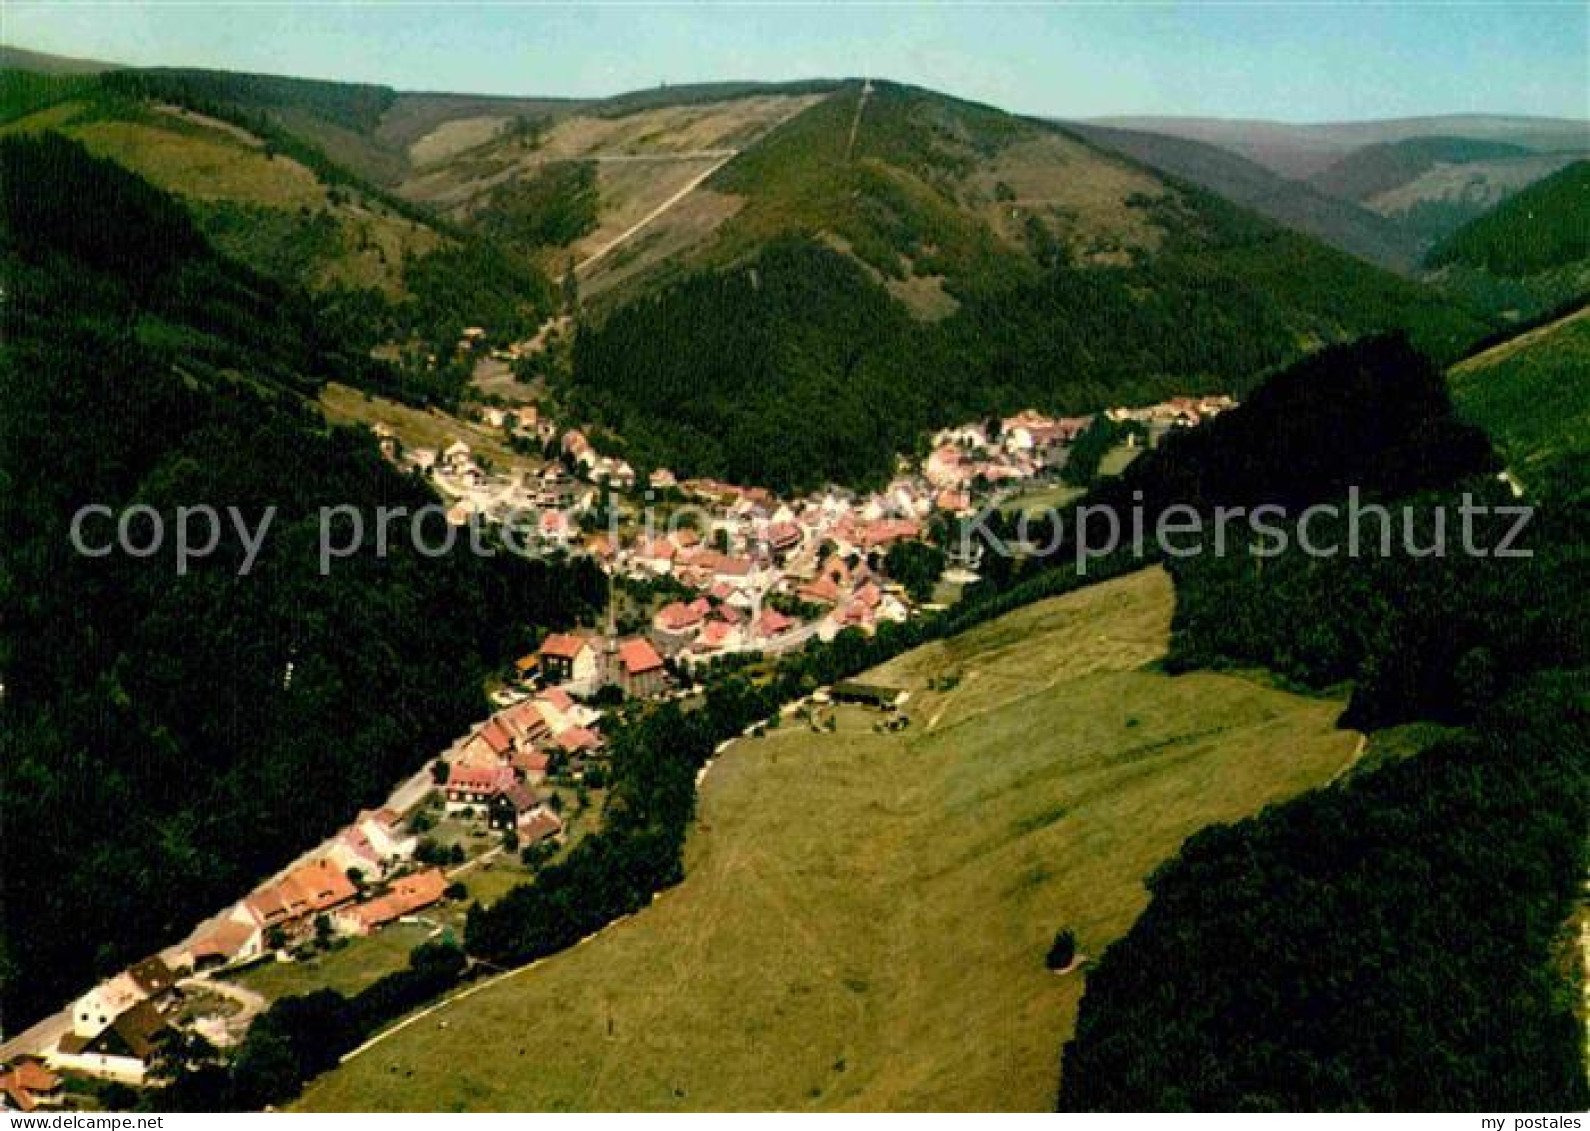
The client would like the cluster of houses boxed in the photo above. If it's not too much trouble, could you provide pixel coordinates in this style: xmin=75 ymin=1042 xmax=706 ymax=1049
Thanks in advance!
xmin=51 ymin=957 xmax=182 ymax=1085
xmin=1106 ymin=395 xmax=1237 ymax=439
xmin=42 ymin=810 xmax=457 ymax=1083
xmin=925 ymin=409 xmax=1093 ymax=494
xmin=372 ymin=398 xmax=1240 ymax=688
xmin=438 ymin=685 xmax=602 ymax=844
xmin=178 ymin=805 xmax=441 ymax=974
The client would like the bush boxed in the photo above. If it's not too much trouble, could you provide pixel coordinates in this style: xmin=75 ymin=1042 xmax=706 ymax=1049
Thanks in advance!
xmin=1045 ymin=929 xmax=1077 ymax=971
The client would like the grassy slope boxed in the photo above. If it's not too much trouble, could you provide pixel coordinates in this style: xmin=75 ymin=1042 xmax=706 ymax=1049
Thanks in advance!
xmin=0 ymin=94 xmax=442 ymax=295
xmin=298 ymin=569 xmax=1358 ymax=1111
xmin=397 ymin=90 xmax=826 ymax=280
xmin=1448 ymin=305 xmax=1590 ymax=486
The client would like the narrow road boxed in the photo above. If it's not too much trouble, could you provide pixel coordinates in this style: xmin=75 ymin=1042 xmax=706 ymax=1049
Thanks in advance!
xmin=573 ymin=92 xmax=821 ymax=275
xmin=0 ymin=1009 xmax=72 ymax=1066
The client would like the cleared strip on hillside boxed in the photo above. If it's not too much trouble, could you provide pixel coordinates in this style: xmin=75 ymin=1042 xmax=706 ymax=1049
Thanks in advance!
xmin=298 ymin=568 xmax=1358 ymax=1112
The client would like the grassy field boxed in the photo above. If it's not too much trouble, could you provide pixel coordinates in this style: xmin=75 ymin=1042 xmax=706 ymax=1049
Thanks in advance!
xmin=319 ymin=382 xmax=542 ymax=475
xmin=998 ymin=482 xmax=1083 ymax=518
xmin=233 ymin=922 xmax=438 ymax=1001
xmin=298 ymin=568 xmax=1358 ymax=1111
xmin=1448 ymin=306 xmax=1590 ymax=489
xmin=2 ymin=100 xmax=443 ymax=295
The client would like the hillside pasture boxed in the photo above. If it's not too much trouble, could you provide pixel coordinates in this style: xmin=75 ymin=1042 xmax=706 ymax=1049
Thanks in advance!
xmin=298 ymin=568 xmax=1358 ymax=1111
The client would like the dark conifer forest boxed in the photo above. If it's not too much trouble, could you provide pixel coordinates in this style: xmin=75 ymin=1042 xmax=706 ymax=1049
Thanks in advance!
xmin=0 ymin=134 xmax=604 ymax=1027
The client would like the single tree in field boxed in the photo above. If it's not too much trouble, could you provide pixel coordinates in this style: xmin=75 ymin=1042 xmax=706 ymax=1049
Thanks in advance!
xmin=1046 ymin=928 xmax=1077 ymax=971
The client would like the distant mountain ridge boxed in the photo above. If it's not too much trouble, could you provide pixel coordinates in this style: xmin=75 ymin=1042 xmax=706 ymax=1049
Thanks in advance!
xmin=1067 ymin=122 xmax=1426 ymax=272
xmin=2 ymin=52 xmax=1492 ymax=488
xmin=1089 ymin=113 xmax=1590 ymax=180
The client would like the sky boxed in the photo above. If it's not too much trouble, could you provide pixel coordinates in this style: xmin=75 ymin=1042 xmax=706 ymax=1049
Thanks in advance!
xmin=5 ymin=2 xmax=1587 ymax=122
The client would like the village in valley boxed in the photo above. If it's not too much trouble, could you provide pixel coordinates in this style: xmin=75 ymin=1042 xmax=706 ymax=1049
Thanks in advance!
xmin=2 ymin=382 xmax=1236 ymax=1112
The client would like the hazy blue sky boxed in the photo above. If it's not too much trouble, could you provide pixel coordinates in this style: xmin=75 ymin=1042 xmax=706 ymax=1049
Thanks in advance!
xmin=7 ymin=2 xmax=1587 ymax=121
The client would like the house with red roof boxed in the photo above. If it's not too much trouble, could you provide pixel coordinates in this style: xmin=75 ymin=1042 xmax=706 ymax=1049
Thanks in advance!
xmin=499 ymin=699 xmax=551 ymax=744
xmin=538 ymin=686 xmax=576 ymax=714
xmin=243 ymin=859 xmax=358 ymax=935
xmin=756 ymin=607 xmax=797 ymax=641
xmin=519 ymin=808 xmax=565 ymax=846
xmin=653 ymin=597 xmax=710 ymax=653
xmin=763 ymin=520 xmax=803 ymax=560
xmin=614 ymin=637 xmax=667 ymax=697
xmin=328 ymin=808 xmax=417 ymax=877
xmin=555 ymin=726 xmax=603 ymax=755
xmin=538 ymin=632 xmax=598 ymax=690
xmin=633 ymin=537 xmax=678 ymax=576
xmin=798 ymin=573 xmax=842 ymax=606
xmin=336 ymin=868 xmax=449 ymax=936
xmin=511 ymin=747 xmax=551 ymax=783
xmin=695 ymin=619 xmax=741 ymax=652
xmin=184 ymin=915 xmax=263 ymax=971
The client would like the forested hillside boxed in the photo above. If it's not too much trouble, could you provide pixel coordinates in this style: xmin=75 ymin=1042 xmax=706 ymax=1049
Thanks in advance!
xmin=1053 ymin=330 xmax=1588 ymax=1110
xmin=1307 ymin=135 xmax=1532 ymax=204
xmin=1068 ymin=122 xmax=1426 ymax=272
xmin=567 ymin=111 xmax=1487 ymax=492
xmin=1449 ymin=305 xmax=1590 ymax=489
xmin=1427 ymin=160 xmax=1590 ymax=276
xmin=1418 ymin=161 xmax=1590 ymax=322
xmin=0 ymin=67 xmax=556 ymax=404
xmin=4 ymin=65 xmax=1494 ymax=489
xmin=0 ymin=134 xmax=604 ymax=1028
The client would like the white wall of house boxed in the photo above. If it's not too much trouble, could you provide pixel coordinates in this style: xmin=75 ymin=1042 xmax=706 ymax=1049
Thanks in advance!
xmin=47 ymin=1050 xmax=146 ymax=1086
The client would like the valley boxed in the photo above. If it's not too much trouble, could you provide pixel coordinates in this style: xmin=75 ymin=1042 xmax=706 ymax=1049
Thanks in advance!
xmin=2 ymin=28 xmax=1586 ymax=1116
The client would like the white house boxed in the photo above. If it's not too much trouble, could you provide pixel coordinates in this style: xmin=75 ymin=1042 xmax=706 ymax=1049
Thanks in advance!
xmin=70 ymin=958 xmax=176 ymax=1041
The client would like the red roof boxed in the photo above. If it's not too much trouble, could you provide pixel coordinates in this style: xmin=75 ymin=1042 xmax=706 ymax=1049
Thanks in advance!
xmin=500 ymin=700 xmax=549 ymax=740
xmin=539 ymin=687 xmax=575 ymax=712
xmin=247 ymin=858 xmax=357 ymax=926
xmin=511 ymin=748 xmax=551 ymax=776
xmin=446 ymin=764 xmax=515 ymax=794
xmin=519 ymin=809 xmax=564 ymax=844
xmin=0 ymin=1060 xmax=59 ymax=1111
xmin=479 ymin=717 xmax=514 ymax=755
xmin=766 ymin=521 xmax=802 ymax=550
xmin=539 ymin=633 xmax=590 ymax=661
xmin=618 ymin=638 xmax=665 ymax=675
xmin=655 ymin=600 xmax=704 ymax=632
xmin=758 ymin=607 xmax=796 ymax=637
xmin=799 ymin=575 xmax=842 ymax=605
xmin=697 ymin=620 xmax=735 ymax=649
xmin=860 ymin=519 xmax=921 ymax=549
xmin=556 ymin=726 xmax=603 ymax=753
